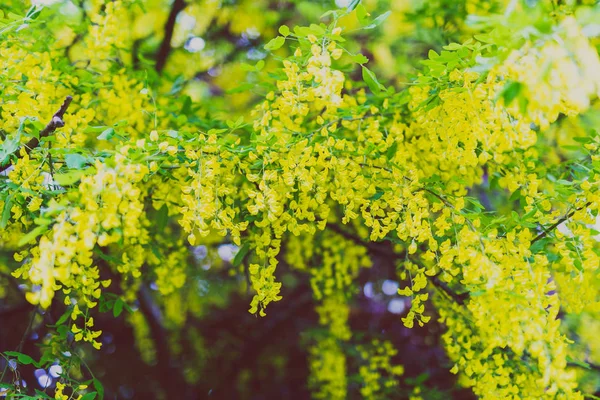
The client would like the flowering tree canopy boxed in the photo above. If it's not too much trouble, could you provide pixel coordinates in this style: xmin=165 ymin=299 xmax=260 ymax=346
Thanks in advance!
xmin=1 ymin=0 xmax=600 ymax=398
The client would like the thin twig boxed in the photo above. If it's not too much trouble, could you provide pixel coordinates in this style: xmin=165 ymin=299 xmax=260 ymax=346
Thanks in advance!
xmin=327 ymin=222 xmax=469 ymax=304
xmin=17 ymin=307 xmax=38 ymax=353
xmin=567 ymin=361 xmax=600 ymax=373
xmin=430 ymin=275 xmax=468 ymax=305
xmin=531 ymin=202 xmax=592 ymax=244
xmin=0 ymin=95 xmax=73 ymax=174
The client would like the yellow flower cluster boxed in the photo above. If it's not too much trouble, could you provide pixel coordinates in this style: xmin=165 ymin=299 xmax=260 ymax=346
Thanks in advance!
xmin=498 ymin=17 xmax=600 ymax=131
xmin=12 ymin=159 xmax=148 ymax=347
xmin=357 ymin=339 xmax=404 ymax=400
xmin=308 ymin=336 xmax=347 ymax=400
xmin=79 ymin=1 xmax=131 ymax=69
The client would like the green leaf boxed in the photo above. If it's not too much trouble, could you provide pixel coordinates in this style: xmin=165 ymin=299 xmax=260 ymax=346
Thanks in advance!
xmin=363 ymin=11 xmax=391 ymax=29
xmin=169 ymin=75 xmax=186 ymax=95
xmin=356 ymin=4 xmax=368 ymax=25
xmin=278 ymin=25 xmax=290 ymax=36
xmin=465 ymin=197 xmax=484 ymax=211
xmin=65 ymin=153 xmax=88 ymax=169
xmin=25 ymin=5 xmax=43 ymax=20
xmin=227 ymin=83 xmax=255 ymax=94
xmin=113 ymin=120 xmax=129 ymax=128
xmin=386 ymin=141 xmax=398 ymax=160
xmin=573 ymin=258 xmax=584 ymax=273
xmin=83 ymin=125 xmax=108 ymax=134
xmin=81 ymin=392 xmax=97 ymax=400
xmin=264 ymin=36 xmax=285 ymax=51
xmin=4 ymin=351 xmax=35 ymax=366
xmin=97 ymin=128 xmax=115 ymax=141
xmin=361 ymin=66 xmax=384 ymax=94
xmin=233 ymin=242 xmax=250 ymax=267
xmin=369 ymin=191 xmax=384 ymax=201
xmin=18 ymin=224 xmax=49 ymax=246
xmin=444 ymin=43 xmax=462 ymax=50
xmin=428 ymin=49 xmax=440 ymax=60
xmin=347 ymin=0 xmax=361 ymax=12
xmin=352 ymin=53 xmax=369 ymax=64
xmin=156 ymin=204 xmax=169 ymax=231
xmin=54 ymin=170 xmax=85 ymax=186
xmin=180 ymin=95 xmax=192 ymax=115
xmin=0 ymin=193 xmax=14 ymax=229
xmin=499 ymin=81 xmax=523 ymax=106
xmin=308 ymin=24 xmax=325 ymax=35
xmin=93 ymin=379 xmax=104 ymax=400
xmin=113 ymin=299 xmax=124 ymax=317
xmin=53 ymin=307 xmax=73 ymax=327
xmin=0 ymin=136 xmax=20 ymax=165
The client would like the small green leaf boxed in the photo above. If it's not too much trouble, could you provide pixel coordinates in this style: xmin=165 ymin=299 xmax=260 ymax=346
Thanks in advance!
xmin=4 ymin=351 xmax=35 ymax=366
xmin=361 ymin=66 xmax=384 ymax=94
xmin=113 ymin=120 xmax=129 ymax=128
xmin=83 ymin=126 xmax=108 ymax=134
xmin=25 ymin=5 xmax=43 ymax=20
xmin=278 ymin=25 xmax=290 ymax=36
xmin=65 ymin=153 xmax=88 ymax=169
xmin=18 ymin=224 xmax=49 ymax=246
xmin=81 ymin=392 xmax=97 ymax=400
xmin=363 ymin=11 xmax=391 ymax=29
xmin=233 ymin=242 xmax=250 ymax=267
xmin=93 ymin=379 xmax=104 ymax=400
xmin=0 ymin=136 xmax=20 ymax=165
xmin=352 ymin=53 xmax=369 ymax=64
xmin=347 ymin=0 xmax=361 ymax=12
xmin=465 ymin=197 xmax=484 ymax=211
xmin=113 ymin=299 xmax=124 ymax=317
xmin=428 ymin=49 xmax=440 ymax=60
xmin=499 ymin=81 xmax=523 ymax=106
xmin=356 ymin=4 xmax=368 ymax=25
xmin=53 ymin=307 xmax=73 ymax=327
xmin=0 ymin=193 xmax=14 ymax=229
xmin=264 ymin=36 xmax=285 ymax=51
xmin=444 ymin=43 xmax=462 ymax=50
xmin=54 ymin=170 xmax=85 ymax=186
xmin=369 ymin=191 xmax=384 ymax=201
xmin=386 ymin=141 xmax=398 ymax=160
xmin=97 ymin=128 xmax=115 ymax=141
xmin=156 ymin=204 xmax=169 ymax=231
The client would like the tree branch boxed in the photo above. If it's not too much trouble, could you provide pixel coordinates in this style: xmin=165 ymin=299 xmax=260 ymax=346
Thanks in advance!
xmin=531 ymin=202 xmax=592 ymax=244
xmin=567 ymin=361 xmax=600 ymax=373
xmin=429 ymin=275 xmax=468 ymax=305
xmin=155 ymin=0 xmax=186 ymax=73
xmin=327 ymin=223 xmax=469 ymax=305
xmin=0 ymin=95 xmax=73 ymax=174
xmin=137 ymin=284 xmax=188 ymax=395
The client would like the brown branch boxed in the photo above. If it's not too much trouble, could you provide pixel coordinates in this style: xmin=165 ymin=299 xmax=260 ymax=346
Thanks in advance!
xmin=0 ymin=95 xmax=73 ymax=174
xmin=327 ymin=223 xmax=469 ymax=304
xmin=531 ymin=202 xmax=592 ymax=244
xmin=430 ymin=275 xmax=468 ymax=305
xmin=327 ymin=223 xmax=395 ymax=257
xmin=567 ymin=361 xmax=600 ymax=373
xmin=137 ymin=284 xmax=188 ymax=395
xmin=155 ymin=0 xmax=186 ymax=73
